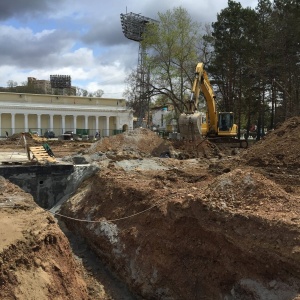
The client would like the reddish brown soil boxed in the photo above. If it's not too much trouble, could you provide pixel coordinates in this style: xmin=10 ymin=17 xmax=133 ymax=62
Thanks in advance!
xmin=0 ymin=180 xmax=107 ymax=300
xmin=61 ymin=121 xmax=300 ymax=299
xmin=1 ymin=118 xmax=300 ymax=299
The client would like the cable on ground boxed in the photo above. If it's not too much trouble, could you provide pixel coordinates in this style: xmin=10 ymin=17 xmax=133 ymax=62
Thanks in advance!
xmin=46 ymin=197 xmax=169 ymax=223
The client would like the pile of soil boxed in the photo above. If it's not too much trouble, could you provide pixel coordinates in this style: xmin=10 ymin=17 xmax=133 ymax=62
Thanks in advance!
xmin=242 ymin=116 xmax=300 ymax=168
xmin=87 ymin=128 xmax=170 ymax=158
xmin=0 ymin=178 xmax=105 ymax=300
xmin=238 ymin=116 xmax=300 ymax=196
xmin=88 ymin=127 xmax=222 ymax=160
xmin=203 ymin=166 xmax=300 ymax=220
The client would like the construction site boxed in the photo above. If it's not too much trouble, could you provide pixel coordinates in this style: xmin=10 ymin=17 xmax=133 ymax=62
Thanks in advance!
xmin=0 ymin=116 xmax=299 ymax=300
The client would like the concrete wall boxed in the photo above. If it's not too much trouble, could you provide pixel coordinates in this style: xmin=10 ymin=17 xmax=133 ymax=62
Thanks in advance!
xmin=0 ymin=164 xmax=74 ymax=208
xmin=0 ymin=164 xmax=99 ymax=209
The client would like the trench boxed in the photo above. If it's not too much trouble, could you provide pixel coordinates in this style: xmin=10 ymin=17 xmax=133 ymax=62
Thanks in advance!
xmin=0 ymin=162 xmax=137 ymax=300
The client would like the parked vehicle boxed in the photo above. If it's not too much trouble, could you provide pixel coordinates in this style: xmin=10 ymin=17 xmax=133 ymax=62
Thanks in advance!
xmin=64 ymin=131 xmax=73 ymax=137
xmin=44 ymin=131 xmax=55 ymax=138
xmin=63 ymin=131 xmax=73 ymax=140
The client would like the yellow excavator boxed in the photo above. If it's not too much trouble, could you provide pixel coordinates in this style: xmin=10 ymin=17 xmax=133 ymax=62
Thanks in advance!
xmin=179 ymin=62 xmax=247 ymax=148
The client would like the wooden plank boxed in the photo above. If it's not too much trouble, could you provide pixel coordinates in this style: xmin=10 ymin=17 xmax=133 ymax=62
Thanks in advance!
xmin=29 ymin=146 xmax=56 ymax=163
xmin=30 ymin=146 xmax=45 ymax=150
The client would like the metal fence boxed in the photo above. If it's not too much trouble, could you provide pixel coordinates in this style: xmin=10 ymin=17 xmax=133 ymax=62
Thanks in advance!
xmin=1 ymin=128 xmax=124 ymax=139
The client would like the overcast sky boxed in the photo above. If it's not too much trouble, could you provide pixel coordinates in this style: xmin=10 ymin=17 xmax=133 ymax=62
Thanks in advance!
xmin=0 ymin=0 xmax=258 ymax=98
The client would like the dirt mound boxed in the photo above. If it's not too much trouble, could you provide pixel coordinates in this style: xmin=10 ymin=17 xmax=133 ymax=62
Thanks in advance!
xmin=203 ymin=167 xmax=300 ymax=220
xmin=242 ymin=117 xmax=300 ymax=167
xmin=0 ymin=177 xmax=105 ymax=300
xmin=87 ymin=128 xmax=171 ymax=158
xmin=172 ymin=138 xmax=226 ymax=159
xmin=87 ymin=128 xmax=222 ymax=160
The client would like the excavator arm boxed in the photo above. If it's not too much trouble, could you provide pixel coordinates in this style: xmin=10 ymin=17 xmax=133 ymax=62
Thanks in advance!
xmin=186 ymin=65 xmax=201 ymax=114
xmin=179 ymin=62 xmax=240 ymax=143
xmin=179 ymin=62 xmax=218 ymax=139
xmin=196 ymin=63 xmax=218 ymax=135
xmin=178 ymin=63 xmax=204 ymax=140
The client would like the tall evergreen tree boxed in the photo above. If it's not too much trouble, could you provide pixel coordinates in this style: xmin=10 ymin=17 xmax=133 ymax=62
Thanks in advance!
xmin=271 ymin=0 xmax=300 ymax=121
xmin=253 ymin=0 xmax=273 ymax=138
xmin=209 ymin=0 xmax=258 ymax=136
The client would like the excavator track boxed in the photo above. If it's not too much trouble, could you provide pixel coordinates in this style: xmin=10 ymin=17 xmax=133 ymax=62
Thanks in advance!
xmin=208 ymin=137 xmax=248 ymax=148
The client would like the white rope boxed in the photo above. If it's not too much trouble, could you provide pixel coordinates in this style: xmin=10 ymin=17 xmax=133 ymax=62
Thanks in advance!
xmin=46 ymin=197 xmax=169 ymax=223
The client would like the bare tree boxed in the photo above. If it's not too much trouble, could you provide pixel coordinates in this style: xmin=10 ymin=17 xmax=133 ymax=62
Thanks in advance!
xmin=7 ymin=80 xmax=17 ymax=88
xmin=93 ymin=89 xmax=104 ymax=97
xmin=125 ymin=6 xmax=206 ymax=125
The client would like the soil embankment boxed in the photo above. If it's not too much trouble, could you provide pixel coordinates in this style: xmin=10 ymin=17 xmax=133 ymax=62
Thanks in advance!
xmin=60 ymin=123 xmax=300 ymax=299
xmin=0 ymin=179 xmax=102 ymax=300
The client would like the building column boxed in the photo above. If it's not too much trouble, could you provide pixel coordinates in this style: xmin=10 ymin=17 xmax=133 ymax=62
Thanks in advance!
xmin=62 ymin=115 xmax=66 ymax=133
xmin=11 ymin=113 xmax=15 ymax=134
xmin=105 ymin=116 xmax=109 ymax=136
xmin=73 ymin=115 xmax=77 ymax=133
xmin=24 ymin=113 xmax=28 ymax=132
xmin=0 ymin=114 xmax=2 ymax=136
xmin=49 ymin=114 xmax=54 ymax=131
xmin=37 ymin=114 xmax=41 ymax=134
xmin=95 ymin=116 xmax=99 ymax=132
xmin=84 ymin=115 xmax=88 ymax=130
xmin=115 ymin=116 xmax=119 ymax=130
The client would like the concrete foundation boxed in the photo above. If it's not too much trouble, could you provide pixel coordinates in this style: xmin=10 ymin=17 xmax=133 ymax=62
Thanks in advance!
xmin=0 ymin=163 xmax=99 ymax=209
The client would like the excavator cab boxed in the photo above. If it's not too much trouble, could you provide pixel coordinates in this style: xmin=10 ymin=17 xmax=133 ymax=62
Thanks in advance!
xmin=217 ymin=112 xmax=237 ymax=136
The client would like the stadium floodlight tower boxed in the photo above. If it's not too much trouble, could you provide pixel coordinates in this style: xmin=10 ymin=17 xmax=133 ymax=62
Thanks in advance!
xmin=50 ymin=75 xmax=71 ymax=95
xmin=120 ymin=12 xmax=158 ymax=127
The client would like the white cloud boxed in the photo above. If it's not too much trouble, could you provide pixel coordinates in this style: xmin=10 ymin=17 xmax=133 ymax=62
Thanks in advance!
xmin=0 ymin=0 xmax=259 ymax=99
xmin=34 ymin=29 xmax=56 ymax=39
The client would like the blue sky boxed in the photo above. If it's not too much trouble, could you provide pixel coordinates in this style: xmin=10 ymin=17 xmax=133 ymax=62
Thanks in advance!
xmin=0 ymin=0 xmax=258 ymax=98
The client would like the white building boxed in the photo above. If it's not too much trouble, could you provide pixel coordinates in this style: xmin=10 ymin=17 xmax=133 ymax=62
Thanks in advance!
xmin=151 ymin=106 xmax=169 ymax=130
xmin=0 ymin=92 xmax=133 ymax=138
xmin=151 ymin=106 xmax=177 ymax=132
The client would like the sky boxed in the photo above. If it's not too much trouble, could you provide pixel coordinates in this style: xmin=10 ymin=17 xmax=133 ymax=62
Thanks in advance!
xmin=0 ymin=0 xmax=258 ymax=99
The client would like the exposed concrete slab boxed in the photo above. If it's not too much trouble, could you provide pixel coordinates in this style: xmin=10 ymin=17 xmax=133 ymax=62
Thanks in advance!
xmin=0 ymin=150 xmax=66 ymax=165
xmin=0 ymin=151 xmax=99 ymax=209
xmin=0 ymin=150 xmax=29 ymax=163
xmin=115 ymin=158 xmax=169 ymax=172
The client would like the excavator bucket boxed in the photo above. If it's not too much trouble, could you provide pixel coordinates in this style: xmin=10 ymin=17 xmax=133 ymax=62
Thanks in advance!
xmin=179 ymin=112 xmax=203 ymax=141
